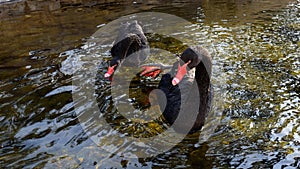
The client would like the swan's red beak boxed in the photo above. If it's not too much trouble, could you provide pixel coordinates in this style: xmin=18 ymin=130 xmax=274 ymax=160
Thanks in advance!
xmin=172 ymin=61 xmax=190 ymax=86
xmin=140 ymin=66 xmax=162 ymax=78
xmin=104 ymin=64 xmax=117 ymax=78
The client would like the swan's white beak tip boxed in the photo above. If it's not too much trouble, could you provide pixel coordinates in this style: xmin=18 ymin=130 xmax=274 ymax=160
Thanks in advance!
xmin=172 ymin=77 xmax=179 ymax=86
xmin=104 ymin=73 xmax=111 ymax=78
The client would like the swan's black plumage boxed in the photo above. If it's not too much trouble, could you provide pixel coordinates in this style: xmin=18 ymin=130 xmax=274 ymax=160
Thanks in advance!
xmin=158 ymin=46 xmax=212 ymax=133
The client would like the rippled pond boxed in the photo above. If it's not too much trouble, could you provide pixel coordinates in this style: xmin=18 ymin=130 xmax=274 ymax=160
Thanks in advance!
xmin=0 ymin=0 xmax=299 ymax=168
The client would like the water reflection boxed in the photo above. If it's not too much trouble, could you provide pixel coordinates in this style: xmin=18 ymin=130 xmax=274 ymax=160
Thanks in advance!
xmin=0 ymin=0 xmax=299 ymax=168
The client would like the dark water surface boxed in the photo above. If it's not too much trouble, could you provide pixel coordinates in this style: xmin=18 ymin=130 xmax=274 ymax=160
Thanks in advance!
xmin=0 ymin=0 xmax=299 ymax=168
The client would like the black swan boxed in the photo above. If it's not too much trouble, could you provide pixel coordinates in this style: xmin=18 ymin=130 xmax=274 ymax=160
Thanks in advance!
xmin=105 ymin=21 xmax=212 ymax=133
xmin=104 ymin=20 xmax=149 ymax=78
xmin=153 ymin=46 xmax=213 ymax=133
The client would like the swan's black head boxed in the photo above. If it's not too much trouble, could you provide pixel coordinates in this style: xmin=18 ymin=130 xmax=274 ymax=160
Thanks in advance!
xmin=172 ymin=46 xmax=209 ymax=85
xmin=180 ymin=46 xmax=202 ymax=69
xmin=105 ymin=21 xmax=147 ymax=78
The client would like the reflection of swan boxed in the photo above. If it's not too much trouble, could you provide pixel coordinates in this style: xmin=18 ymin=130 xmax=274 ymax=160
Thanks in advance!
xmin=104 ymin=20 xmax=149 ymax=78
xmin=152 ymin=46 xmax=213 ymax=133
